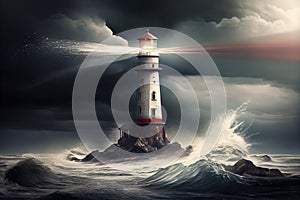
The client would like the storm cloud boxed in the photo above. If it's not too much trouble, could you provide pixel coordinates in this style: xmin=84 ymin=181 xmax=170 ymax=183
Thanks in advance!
xmin=38 ymin=14 xmax=128 ymax=45
xmin=175 ymin=2 xmax=300 ymax=44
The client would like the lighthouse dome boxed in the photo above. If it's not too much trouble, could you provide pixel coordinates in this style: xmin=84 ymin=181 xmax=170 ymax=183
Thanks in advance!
xmin=138 ymin=29 xmax=158 ymax=40
xmin=138 ymin=29 xmax=158 ymax=49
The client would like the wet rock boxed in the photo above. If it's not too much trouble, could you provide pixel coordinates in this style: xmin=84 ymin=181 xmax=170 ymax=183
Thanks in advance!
xmin=260 ymin=155 xmax=272 ymax=162
xmin=230 ymin=159 xmax=283 ymax=177
xmin=181 ymin=145 xmax=193 ymax=157
xmin=80 ymin=150 xmax=104 ymax=163
xmin=79 ymin=125 xmax=186 ymax=163
xmin=117 ymin=126 xmax=170 ymax=153
xmin=66 ymin=154 xmax=80 ymax=162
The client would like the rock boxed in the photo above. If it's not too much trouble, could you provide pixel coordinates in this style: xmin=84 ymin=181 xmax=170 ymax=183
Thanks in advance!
xmin=230 ymin=159 xmax=283 ymax=177
xmin=66 ymin=154 xmax=80 ymax=162
xmin=117 ymin=126 xmax=170 ymax=153
xmin=78 ymin=125 xmax=186 ymax=163
xmin=260 ymin=155 xmax=272 ymax=162
xmin=80 ymin=150 xmax=104 ymax=163
xmin=80 ymin=142 xmax=186 ymax=164
xmin=181 ymin=145 xmax=193 ymax=157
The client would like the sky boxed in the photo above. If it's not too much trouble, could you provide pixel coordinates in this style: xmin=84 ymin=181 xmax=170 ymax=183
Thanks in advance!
xmin=0 ymin=0 xmax=299 ymax=154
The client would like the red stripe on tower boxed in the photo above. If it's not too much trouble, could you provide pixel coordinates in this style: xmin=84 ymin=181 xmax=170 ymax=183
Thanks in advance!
xmin=136 ymin=118 xmax=163 ymax=123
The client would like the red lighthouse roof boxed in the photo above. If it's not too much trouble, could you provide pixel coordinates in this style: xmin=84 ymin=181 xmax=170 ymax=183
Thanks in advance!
xmin=138 ymin=29 xmax=158 ymax=40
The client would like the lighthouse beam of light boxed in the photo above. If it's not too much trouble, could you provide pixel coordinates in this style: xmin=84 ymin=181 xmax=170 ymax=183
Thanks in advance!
xmin=159 ymin=43 xmax=300 ymax=61
xmin=40 ymin=37 xmax=140 ymax=58
xmin=42 ymin=37 xmax=296 ymax=62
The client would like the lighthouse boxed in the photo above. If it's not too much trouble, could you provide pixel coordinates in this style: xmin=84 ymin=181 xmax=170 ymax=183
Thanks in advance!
xmin=135 ymin=29 xmax=163 ymax=125
xmin=117 ymin=29 xmax=169 ymax=153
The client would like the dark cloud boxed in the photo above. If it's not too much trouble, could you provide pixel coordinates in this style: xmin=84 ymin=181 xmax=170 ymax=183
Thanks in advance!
xmin=37 ymin=14 xmax=128 ymax=44
xmin=2 ymin=0 xmax=298 ymax=46
xmin=2 ymin=0 xmax=299 ymax=46
xmin=96 ymin=0 xmax=240 ymax=32
xmin=0 ymin=0 xmax=240 ymax=45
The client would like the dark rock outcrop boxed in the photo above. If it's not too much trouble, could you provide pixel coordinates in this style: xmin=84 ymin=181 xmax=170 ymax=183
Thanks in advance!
xmin=230 ymin=159 xmax=283 ymax=177
xmin=77 ymin=142 xmax=186 ymax=164
xmin=80 ymin=150 xmax=100 ymax=162
xmin=75 ymin=126 xmax=187 ymax=163
xmin=78 ymin=150 xmax=105 ymax=164
xmin=117 ymin=126 xmax=170 ymax=153
xmin=181 ymin=145 xmax=193 ymax=157
xmin=260 ymin=155 xmax=272 ymax=162
xmin=66 ymin=154 xmax=80 ymax=162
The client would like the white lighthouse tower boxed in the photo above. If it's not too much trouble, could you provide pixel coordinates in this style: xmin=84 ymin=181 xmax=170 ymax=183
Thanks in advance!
xmin=135 ymin=29 xmax=163 ymax=125
xmin=117 ymin=29 xmax=169 ymax=152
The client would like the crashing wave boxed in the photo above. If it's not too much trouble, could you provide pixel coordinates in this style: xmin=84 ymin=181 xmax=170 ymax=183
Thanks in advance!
xmin=207 ymin=103 xmax=252 ymax=163
xmin=140 ymin=103 xmax=255 ymax=190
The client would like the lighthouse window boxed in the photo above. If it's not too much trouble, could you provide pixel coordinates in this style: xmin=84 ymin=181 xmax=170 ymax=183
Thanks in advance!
xmin=151 ymin=108 xmax=156 ymax=117
xmin=151 ymin=91 xmax=156 ymax=101
xmin=139 ymin=107 xmax=142 ymax=115
xmin=153 ymin=40 xmax=157 ymax=48
xmin=152 ymin=64 xmax=154 ymax=68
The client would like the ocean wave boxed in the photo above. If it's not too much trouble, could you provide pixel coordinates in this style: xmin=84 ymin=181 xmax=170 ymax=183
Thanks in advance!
xmin=4 ymin=158 xmax=84 ymax=188
xmin=2 ymin=103 xmax=299 ymax=199
xmin=142 ymin=159 xmax=250 ymax=192
xmin=141 ymin=159 xmax=300 ymax=195
xmin=140 ymin=103 xmax=300 ymax=195
xmin=205 ymin=103 xmax=252 ymax=164
xmin=5 ymin=158 xmax=62 ymax=187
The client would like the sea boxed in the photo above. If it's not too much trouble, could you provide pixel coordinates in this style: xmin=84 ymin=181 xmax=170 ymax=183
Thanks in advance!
xmin=0 ymin=106 xmax=299 ymax=200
